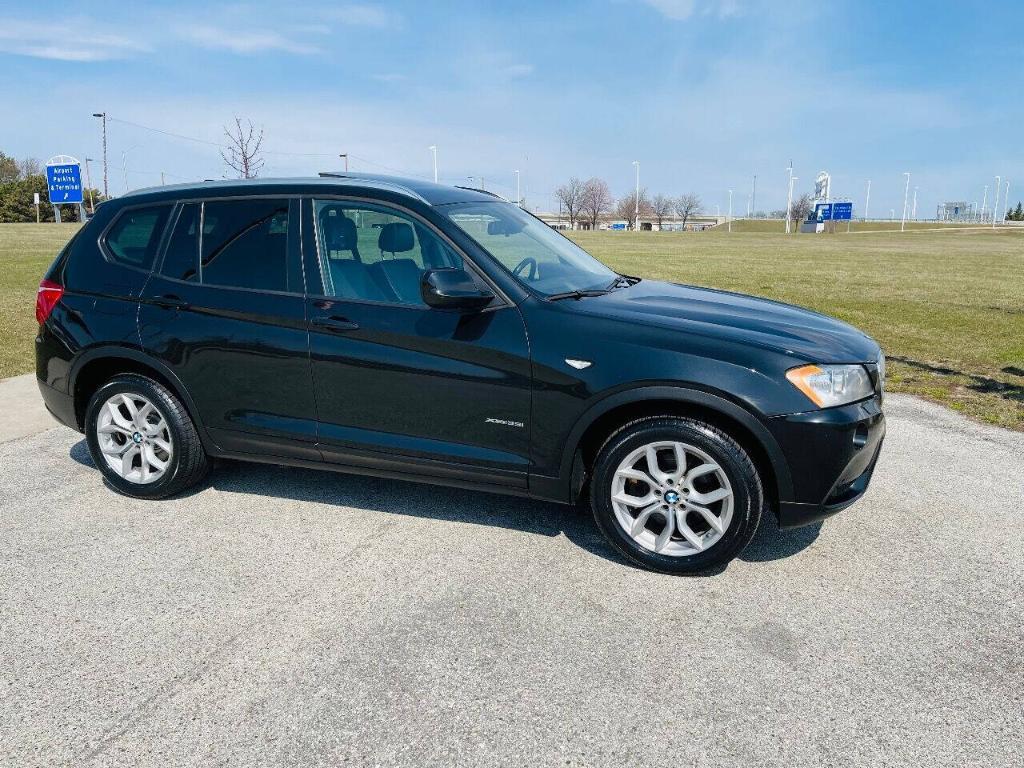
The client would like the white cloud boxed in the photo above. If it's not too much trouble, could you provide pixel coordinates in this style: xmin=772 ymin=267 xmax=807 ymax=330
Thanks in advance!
xmin=0 ymin=19 xmax=150 ymax=61
xmin=179 ymin=25 xmax=322 ymax=55
xmin=639 ymin=0 xmax=743 ymax=21
xmin=323 ymin=3 xmax=403 ymax=29
xmin=503 ymin=63 xmax=534 ymax=78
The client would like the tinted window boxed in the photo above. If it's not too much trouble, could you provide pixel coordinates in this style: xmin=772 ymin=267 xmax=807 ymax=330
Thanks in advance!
xmin=161 ymin=203 xmax=199 ymax=282
xmin=104 ymin=205 xmax=172 ymax=270
xmin=200 ymin=199 xmax=291 ymax=292
xmin=313 ymin=200 xmax=462 ymax=305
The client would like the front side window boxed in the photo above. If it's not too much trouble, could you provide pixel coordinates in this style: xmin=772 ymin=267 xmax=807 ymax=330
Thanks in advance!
xmin=103 ymin=204 xmax=172 ymax=270
xmin=200 ymin=199 xmax=291 ymax=292
xmin=313 ymin=200 xmax=463 ymax=305
xmin=441 ymin=201 xmax=617 ymax=296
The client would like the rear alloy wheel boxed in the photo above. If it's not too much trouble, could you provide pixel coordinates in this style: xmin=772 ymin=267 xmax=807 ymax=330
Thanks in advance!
xmin=95 ymin=392 xmax=173 ymax=484
xmin=85 ymin=374 xmax=209 ymax=499
xmin=591 ymin=416 xmax=763 ymax=574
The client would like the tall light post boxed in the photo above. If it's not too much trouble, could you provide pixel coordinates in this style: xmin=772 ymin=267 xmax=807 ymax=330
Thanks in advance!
xmin=339 ymin=153 xmax=348 ymax=172
xmin=864 ymin=179 xmax=871 ymax=221
xmin=514 ymin=169 xmax=521 ymax=207
xmin=751 ymin=174 xmax=757 ymax=218
xmin=429 ymin=146 xmax=437 ymax=183
xmin=121 ymin=145 xmax=140 ymax=194
xmin=727 ymin=189 xmax=733 ymax=233
xmin=632 ymin=160 xmax=639 ymax=231
xmin=992 ymin=176 xmax=1001 ymax=229
xmin=784 ymin=163 xmax=796 ymax=233
xmin=1003 ymin=179 xmax=1010 ymax=223
xmin=981 ymin=185 xmax=988 ymax=222
xmin=911 ymin=186 xmax=918 ymax=220
xmin=83 ymin=157 xmax=96 ymax=212
xmin=91 ymin=112 xmax=108 ymax=198
xmin=900 ymin=172 xmax=911 ymax=232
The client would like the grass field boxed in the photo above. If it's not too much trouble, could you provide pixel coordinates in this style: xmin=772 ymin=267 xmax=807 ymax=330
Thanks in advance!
xmin=2 ymin=222 xmax=1022 ymax=429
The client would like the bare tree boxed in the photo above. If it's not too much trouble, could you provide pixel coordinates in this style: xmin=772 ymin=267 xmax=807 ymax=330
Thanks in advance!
xmin=17 ymin=157 xmax=42 ymax=178
xmin=675 ymin=194 xmax=702 ymax=229
xmin=221 ymin=117 xmax=265 ymax=179
xmin=789 ymin=193 xmax=813 ymax=229
xmin=579 ymin=177 xmax=613 ymax=230
xmin=614 ymin=188 xmax=651 ymax=230
xmin=0 ymin=152 xmax=18 ymax=184
xmin=651 ymin=193 xmax=673 ymax=229
xmin=555 ymin=177 xmax=585 ymax=229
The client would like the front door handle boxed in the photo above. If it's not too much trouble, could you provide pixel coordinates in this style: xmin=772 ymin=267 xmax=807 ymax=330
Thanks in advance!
xmin=152 ymin=294 xmax=190 ymax=310
xmin=311 ymin=316 xmax=360 ymax=332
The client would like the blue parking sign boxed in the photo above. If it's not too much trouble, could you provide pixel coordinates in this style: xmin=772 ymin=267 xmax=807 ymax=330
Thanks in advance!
xmin=831 ymin=202 xmax=853 ymax=221
xmin=46 ymin=163 xmax=83 ymax=204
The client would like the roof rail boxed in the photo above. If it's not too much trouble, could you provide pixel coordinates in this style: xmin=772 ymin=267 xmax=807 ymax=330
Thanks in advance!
xmin=317 ymin=171 xmax=429 ymax=203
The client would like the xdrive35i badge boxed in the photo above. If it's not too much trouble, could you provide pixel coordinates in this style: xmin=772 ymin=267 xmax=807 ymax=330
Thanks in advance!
xmin=485 ymin=418 xmax=525 ymax=428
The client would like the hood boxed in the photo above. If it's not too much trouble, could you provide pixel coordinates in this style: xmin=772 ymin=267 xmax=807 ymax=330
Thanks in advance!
xmin=573 ymin=280 xmax=880 ymax=363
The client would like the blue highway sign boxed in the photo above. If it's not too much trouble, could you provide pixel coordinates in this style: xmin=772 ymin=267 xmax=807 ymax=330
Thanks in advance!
xmin=46 ymin=163 xmax=83 ymax=204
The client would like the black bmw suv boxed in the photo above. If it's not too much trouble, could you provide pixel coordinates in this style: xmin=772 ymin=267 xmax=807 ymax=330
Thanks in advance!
xmin=35 ymin=174 xmax=885 ymax=574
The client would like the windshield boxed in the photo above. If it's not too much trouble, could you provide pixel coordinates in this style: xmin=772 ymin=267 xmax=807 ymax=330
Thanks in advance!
xmin=441 ymin=201 xmax=617 ymax=296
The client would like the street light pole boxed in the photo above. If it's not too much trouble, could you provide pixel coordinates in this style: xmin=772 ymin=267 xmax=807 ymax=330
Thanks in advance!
xmin=981 ymin=185 xmax=988 ymax=222
xmin=514 ymin=169 xmax=521 ymax=207
xmin=83 ymin=158 xmax=96 ymax=212
xmin=91 ymin=112 xmax=108 ymax=198
xmin=752 ymin=174 xmax=757 ymax=218
xmin=864 ymin=179 xmax=871 ymax=221
xmin=339 ymin=153 xmax=348 ymax=172
xmin=992 ymin=176 xmax=1001 ymax=229
xmin=632 ymin=160 xmax=639 ymax=230
xmin=121 ymin=145 xmax=140 ymax=194
xmin=901 ymin=172 xmax=911 ymax=232
xmin=912 ymin=186 xmax=918 ymax=220
xmin=1003 ymin=180 xmax=1010 ymax=223
xmin=784 ymin=163 xmax=795 ymax=234
xmin=727 ymin=189 xmax=733 ymax=233
xmin=428 ymin=146 xmax=437 ymax=183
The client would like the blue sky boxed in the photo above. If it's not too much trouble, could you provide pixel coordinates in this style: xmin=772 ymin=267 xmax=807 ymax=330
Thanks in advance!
xmin=2 ymin=0 xmax=1022 ymax=216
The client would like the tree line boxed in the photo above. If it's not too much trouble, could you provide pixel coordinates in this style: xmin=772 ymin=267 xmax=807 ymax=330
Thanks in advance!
xmin=0 ymin=151 xmax=106 ymax=223
xmin=554 ymin=177 xmax=706 ymax=230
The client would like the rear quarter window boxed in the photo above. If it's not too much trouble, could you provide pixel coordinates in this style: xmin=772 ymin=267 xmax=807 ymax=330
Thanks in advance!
xmin=102 ymin=204 xmax=172 ymax=271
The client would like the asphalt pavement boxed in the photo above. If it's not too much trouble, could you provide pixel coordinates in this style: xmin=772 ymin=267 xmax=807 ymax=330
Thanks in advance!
xmin=1 ymin=380 xmax=1022 ymax=767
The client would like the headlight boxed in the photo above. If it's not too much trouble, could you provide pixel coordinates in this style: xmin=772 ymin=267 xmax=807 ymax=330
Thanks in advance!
xmin=786 ymin=364 xmax=874 ymax=408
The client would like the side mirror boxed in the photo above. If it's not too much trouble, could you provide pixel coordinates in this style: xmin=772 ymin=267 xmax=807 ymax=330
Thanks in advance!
xmin=420 ymin=268 xmax=495 ymax=310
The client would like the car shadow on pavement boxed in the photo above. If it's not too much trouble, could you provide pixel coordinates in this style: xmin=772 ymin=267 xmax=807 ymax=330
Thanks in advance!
xmin=70 ymin=440 xmax=821 ymax=571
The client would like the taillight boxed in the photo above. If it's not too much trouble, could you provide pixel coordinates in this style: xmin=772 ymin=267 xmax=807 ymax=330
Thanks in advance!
xmin=36 ymin=279 xmax=64 ymax=325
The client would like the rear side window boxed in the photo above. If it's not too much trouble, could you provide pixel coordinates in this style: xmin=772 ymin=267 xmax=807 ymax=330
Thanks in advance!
xmin=200 ymin=199 xmax=290 ymax=292
xmin=103 ymin=205 xmax=172 ymax=271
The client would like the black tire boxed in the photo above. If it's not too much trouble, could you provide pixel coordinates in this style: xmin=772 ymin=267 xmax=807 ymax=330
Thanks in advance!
xmin=590 ymin=416 xmax=763 ymax=575
xmin=84 ymin=374 xmax=209 ymax=499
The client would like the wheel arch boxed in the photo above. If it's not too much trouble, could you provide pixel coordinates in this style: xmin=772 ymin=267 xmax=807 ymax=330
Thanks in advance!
xmin=70 ymin=348 xmax=210 ymax=449
xmin=562 ymin=386 xmax=793 ymax=513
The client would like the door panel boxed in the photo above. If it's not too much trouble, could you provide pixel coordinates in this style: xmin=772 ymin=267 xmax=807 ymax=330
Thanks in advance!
xmin=139 ymin=198 xmax=318 ymax=460
xmin=305 ymin=198 xmax=532 ymax=485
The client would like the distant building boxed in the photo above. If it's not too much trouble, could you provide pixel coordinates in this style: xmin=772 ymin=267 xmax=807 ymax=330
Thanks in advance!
xmin=534 ymin=212 xmax=723 ymax=231
xmin=936 ymin=201 xmax=975 ymax=222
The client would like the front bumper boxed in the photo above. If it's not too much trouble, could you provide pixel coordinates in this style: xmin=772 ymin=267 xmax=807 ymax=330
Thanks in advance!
xmin=769 ymin=395 xmax=885 ymax=529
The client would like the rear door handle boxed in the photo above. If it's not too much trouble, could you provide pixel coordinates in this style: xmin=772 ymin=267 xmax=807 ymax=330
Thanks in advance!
xmin=311 ymin=316 xmax=360 ymax=332
xmin=152 ymin=295 xmax=190 ymax=310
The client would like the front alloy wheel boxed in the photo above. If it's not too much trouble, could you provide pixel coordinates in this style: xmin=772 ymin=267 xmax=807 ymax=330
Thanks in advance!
xmin=611 ymin=441 xmax=734 ymax=556
xmin=591 ymin=416 xmax=763 ymax=574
